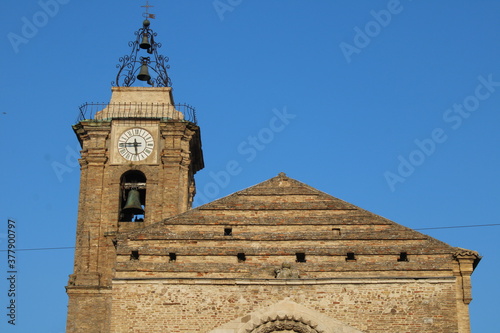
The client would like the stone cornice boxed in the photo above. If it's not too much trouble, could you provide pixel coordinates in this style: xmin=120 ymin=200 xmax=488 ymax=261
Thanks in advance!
xmin=112 ymin=277 xmax=456 ymax=285
xmin=453 ymin=249 xmax=480 ymax=259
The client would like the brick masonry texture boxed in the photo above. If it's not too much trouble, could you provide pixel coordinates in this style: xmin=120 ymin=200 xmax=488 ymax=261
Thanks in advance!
xmin=66 ymin=87 xmax=480 ymax=333
xmin=107 ymin=173 xmax=479 ymax=332
xmin=109 ymin=281 xmax=457 ymax=332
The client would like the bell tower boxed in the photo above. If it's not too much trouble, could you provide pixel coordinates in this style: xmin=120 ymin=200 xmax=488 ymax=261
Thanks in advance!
xmin=65 ymin=15 xmax=204 ymax=333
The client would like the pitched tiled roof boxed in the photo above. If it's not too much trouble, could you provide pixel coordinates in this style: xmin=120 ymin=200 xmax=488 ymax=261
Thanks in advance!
xmin=124 ymin=173 xmax=459 ymax=252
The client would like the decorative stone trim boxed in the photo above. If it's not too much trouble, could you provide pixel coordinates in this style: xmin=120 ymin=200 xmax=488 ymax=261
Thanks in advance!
xmin=211 ymin=300 xmax=366 ymax=333
xmin=453 ymin=249 xmax=480 ymax=305
xmin=246 ymin=315 xmax=323 ymax=333
xmin=453 ymin=249 xmax=480 ymax=259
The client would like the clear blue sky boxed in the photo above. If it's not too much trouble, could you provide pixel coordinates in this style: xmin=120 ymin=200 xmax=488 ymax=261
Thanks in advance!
xmin=1 ymin=1 xmax=499 ymax=332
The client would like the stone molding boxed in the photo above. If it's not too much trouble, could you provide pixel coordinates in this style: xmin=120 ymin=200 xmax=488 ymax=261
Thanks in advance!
xmin=247 ymin=316 xmax=322 ymax=333
xmin=208 ymin=300 xmax=364 ymax=333
xmin=453 ymin=249 xmax=480 ymax=259
xmin=112 ymin=277 xmax=456 ymax=285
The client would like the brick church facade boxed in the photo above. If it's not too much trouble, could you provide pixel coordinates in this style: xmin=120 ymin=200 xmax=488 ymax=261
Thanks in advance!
xmin=65 ymin=18 xmax=480 ymax=333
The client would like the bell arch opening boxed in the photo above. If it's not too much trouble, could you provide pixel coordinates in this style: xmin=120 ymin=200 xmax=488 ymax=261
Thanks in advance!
xmin=119 ymin=170 xmax=147 ymax=222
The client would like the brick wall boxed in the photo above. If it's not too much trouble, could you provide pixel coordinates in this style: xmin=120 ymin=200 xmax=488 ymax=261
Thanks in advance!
xmin=109 ymin=279 xmax=458 ymax=332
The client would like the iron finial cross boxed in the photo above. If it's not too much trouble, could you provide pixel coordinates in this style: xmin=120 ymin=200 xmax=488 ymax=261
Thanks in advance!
xmin=142 ymin=1 xmax=156 ymax=19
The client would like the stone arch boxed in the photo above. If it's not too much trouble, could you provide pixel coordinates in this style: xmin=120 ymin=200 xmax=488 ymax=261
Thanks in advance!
xmin=247 ymin=314 xmax=323 ymax=333
xmin=119 ymin=170 xmax=147 ymax=222
xmin=209 ymin=300 xmax=364 ymax=333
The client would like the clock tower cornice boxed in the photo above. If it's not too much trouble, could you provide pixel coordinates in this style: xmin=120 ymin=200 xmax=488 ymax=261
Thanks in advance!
xmin=72 ymin=121 xmax=111 ymax=145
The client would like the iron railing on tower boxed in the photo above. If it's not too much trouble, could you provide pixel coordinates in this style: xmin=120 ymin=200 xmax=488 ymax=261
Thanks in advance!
xmin=76 ymin=102 xmax=197 ymax=124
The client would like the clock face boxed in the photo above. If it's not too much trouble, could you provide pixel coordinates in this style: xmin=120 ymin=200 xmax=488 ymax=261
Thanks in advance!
xmin=118 ymin=128 xmax=155 ymax=161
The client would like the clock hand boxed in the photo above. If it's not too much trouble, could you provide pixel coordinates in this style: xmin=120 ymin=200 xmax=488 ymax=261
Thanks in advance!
xmin=119 ymin=142 xmax=136 ymax=148
xmin=133 ymin=138 xmax=139 ymax=155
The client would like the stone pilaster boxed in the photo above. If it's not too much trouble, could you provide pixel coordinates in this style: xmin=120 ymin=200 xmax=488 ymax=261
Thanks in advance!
xmin=453 ymin=249 xmax=481 ymax=333
xmin=67 ymin=121 xmax=113 ymax=333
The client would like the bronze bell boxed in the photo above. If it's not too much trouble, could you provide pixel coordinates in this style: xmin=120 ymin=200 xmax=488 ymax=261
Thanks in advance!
xmin=140 ymin=34 xmax=151 ymax=50
xmin=137 ymin=63 xmax=151 ymax=82
xmin=122 ymin=189 xmax=144 ymax=215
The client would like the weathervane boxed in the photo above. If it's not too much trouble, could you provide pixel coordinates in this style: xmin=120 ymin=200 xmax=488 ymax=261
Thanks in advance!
xmin=142 ymin=0 xmax=156 ymax=19
xmin=112 ymin=1 xmax=171 ymax=87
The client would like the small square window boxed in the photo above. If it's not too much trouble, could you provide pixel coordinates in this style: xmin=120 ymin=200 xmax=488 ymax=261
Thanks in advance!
xmin=130 ymin=250 xmax=139 ymax=260
xmin=346 ymin=252 xmax=356 ymax=261
xmin=237 ymin=253 xmax=246 ymax=262
xmin=169 ymin=253 xmax=177 ymax=262
xmin=296 ymin=253 xmax=306 ymax=263
xmin=398 ymin=252 xmax=408 ymax=262
xmin=332 ymin=228 xmax=341 ymax=236
xmin=224 ymin=228 xmax=233 ymax=236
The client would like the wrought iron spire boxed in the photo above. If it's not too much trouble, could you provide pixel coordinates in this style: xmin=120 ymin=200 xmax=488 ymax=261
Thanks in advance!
xmin=112 ymin=15 xmax=171 ymax=87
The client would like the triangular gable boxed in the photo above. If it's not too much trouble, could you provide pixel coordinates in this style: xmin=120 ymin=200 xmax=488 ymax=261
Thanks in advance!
xmin=122 ymin=173 xmax=457 ymax=253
